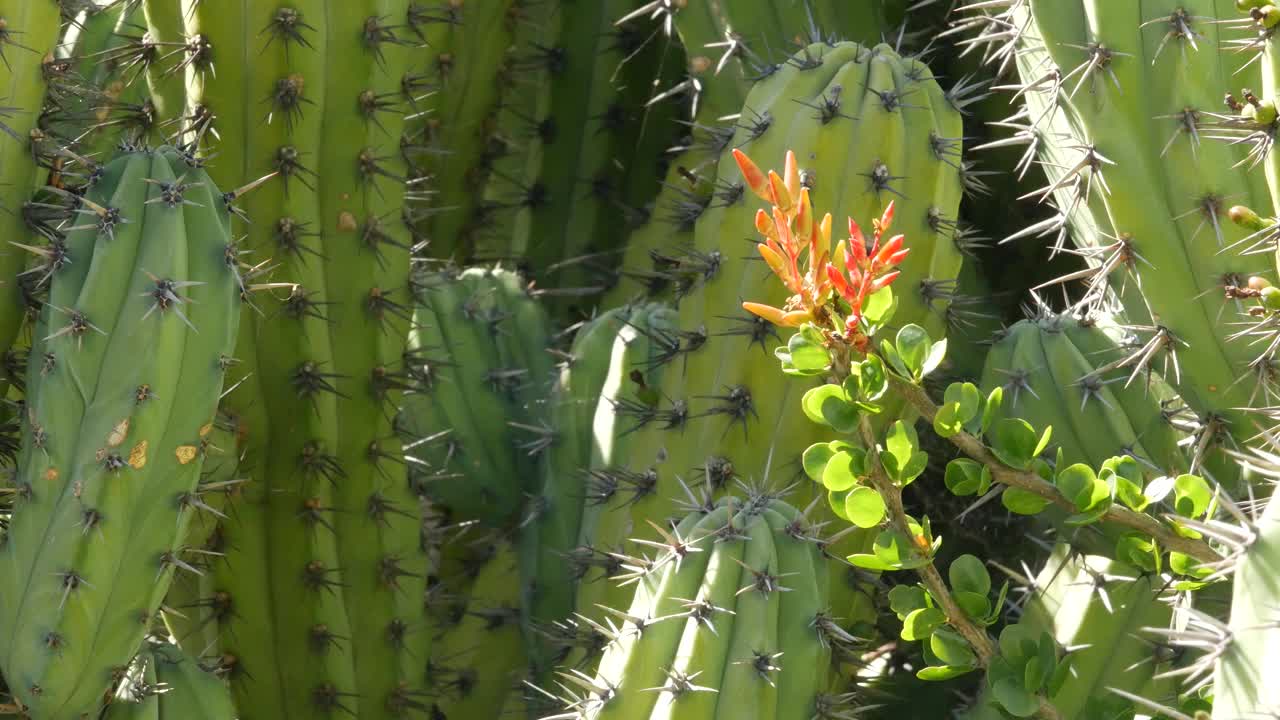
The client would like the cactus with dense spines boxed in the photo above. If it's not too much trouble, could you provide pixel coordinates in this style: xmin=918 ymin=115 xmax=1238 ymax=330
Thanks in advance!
xmin=398 ymin=265 xmax=554 ymax=526
xmin=545 ymin=494 xmax=855 ymax=720
xmin=0 ymin=145 xmax=241 ymax=718
xmin=960 ymin=1 xmax=1273 ymax=471
xmin=136 ymin=3 xmax=431 ymax=717
xmin=979 ymin=311 xmax=1188 ymax=479
xmin=104 ymin=640 xmax=237 ymax=720
xmin=520 ymin=302 xmax=679 ymax=675
xmin=962 ymin=544 xmax=1180 ymax=720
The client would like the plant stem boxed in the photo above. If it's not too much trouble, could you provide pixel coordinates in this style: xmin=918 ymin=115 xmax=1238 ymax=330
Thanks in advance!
xmin=856 ymin=416 xmax=996 ymax=664
xmin=888 ymin=375 xmax=1222 ymax=565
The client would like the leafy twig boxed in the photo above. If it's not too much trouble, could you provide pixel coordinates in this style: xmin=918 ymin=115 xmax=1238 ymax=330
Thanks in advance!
xmin=888 ymin=375 xmax=1222 ymax=565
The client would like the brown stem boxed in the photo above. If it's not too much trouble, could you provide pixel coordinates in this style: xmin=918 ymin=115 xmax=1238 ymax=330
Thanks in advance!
xmin=856 ymin=416 xmax=997 ymax=665
xmin=888 ymin=375 xmax=1222 ymax=565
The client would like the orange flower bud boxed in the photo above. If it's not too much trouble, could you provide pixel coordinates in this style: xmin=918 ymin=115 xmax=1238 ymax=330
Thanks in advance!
xmin=784 ymin=150 xmax=800 ymax=206
xmin=768 ymin=170 xmax=791 ymax=214
xmin=732 ymin=149 xmax=771 ymax=203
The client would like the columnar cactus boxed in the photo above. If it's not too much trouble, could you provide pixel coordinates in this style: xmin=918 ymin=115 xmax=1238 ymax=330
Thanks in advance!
xmin=545 ymin=494 xmax=857 ymax=719
xmin=1210 ymin=482 xmax=1280 ymax=718
xmin=138 ymin=3 xmax=431 ymax=717
xmin=426 ymin=538 xmax=526 ymax=719
xmin=104 ymin=640 xmax=237 ymax=720
xmin=979 ymin=311 xmax=1187 ymax=478
xmin=963 ymin=544 xmax=1180 ymax=719
xmin=0 ymin=145 xmax=242 ymax=717
xmin=398 ymin=265 xmax=554 ymax=526
xmin=960 ymin=1 xmax=1273 ymax=473
xmin=0 ymin=0 xmax=64 ymax=383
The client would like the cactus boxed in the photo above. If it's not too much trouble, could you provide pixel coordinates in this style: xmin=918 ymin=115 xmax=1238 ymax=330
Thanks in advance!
xmin=543 ymin=494 xmax=856 ymax=719
xmin=104 ymin=640 xmax=237 ymax=720
xmin=1209 ymin=482 xmax=1280 ymax=717
xmin=0 ymin=145 xmax=241 ymax=718
xmin=403 ymin=0 xmax=516 ymax=261
xmin=960 ymin=0 xmax=1273 ymax=472
xmin=962 ymin=543 xmax=1181 ymax=720
xmin=979 ymin=311 xmax=1187 ymax=479
xmin=0 ymin=1 xmax=65 ymax=389
xmin=136 ymin=3 xmax=431 ymax=717
xmin=426 ymin=537 xmax=526 ymax=719
xmin=398 ymin=265 xmax=554 ymax=526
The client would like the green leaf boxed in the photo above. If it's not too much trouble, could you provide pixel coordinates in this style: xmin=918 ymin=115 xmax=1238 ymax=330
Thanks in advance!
xmin=981 ymin=386 xmax=1003 ymax=436
xmin=844 ymin=485 xmax=887 ymax=528
xmin=916 ymin=664 xmax=976 ymax=681
xmin=944 ymin=382 xmax=982 ymax=424
xmin=801 ymin=384 xmax=859 ymax=433
xmin=863 ymin=285 xmax=896 ymax=325
xmin=901 ymin=607 xmax=945 ymax=641
xmin=883 ymin=420 xmax=927 ymax=485
xmin=846 ymin=552 xmax=897 ymax=571
xmin=1115 ymin=533 xmax=1159 ymax=574
xmin=802 ymin=443 xmax=836 ymax=483
xmin=1055 ymin=464 xmax=1097 ymax=510
xmin=954 ymin=591 xmax=991 ymax=620
xmin=1001 ymin=487 xmax=1051 ymax=515
xmin=888 ymin=585 xmax=929 ymax=617
xmin=1033 ymin=425 xmax=1053 ymax=458
xmin=922 ymin=338 xmax=948 ymax=378
xmin=1169 ymin=552 xmax=1211 ymax=579
xmin=944 ymin=459 xmax=985 ymax=496
xmin=784 ymin=329 xmax=831 ymax=373
xmin=827 ymin=489 xmax=851 ymax=522
xmin=933 ymin=401 xmax=963 ymax=438
xmin=949 ymin=554 xmax=991 ymax=596
xmin=992 ymin=678 xmax=1039 ymax=717
xmin=850 ymin=354 xmax=889 ymax=403
xmin=985 ymin=581 xmax=1010 ymax=626
xmin=990 ymin=418 xmax=1039 ymax=470
xmin=895 ymin=324 xmax=931 ymax=379
xmin=1173 ymin=474 xmax=1211 ymax=518
xmin=931 ymin=628 xmax=978 ymax=668
xmin=879 ymin=338 xmax=909 ymax=378
xmin=821 ymin=449 xmax=865 ymax=492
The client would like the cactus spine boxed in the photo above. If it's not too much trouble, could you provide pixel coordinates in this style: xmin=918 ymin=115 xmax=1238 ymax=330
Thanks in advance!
xmin=0 ymin=146 xmax=241 ymax=717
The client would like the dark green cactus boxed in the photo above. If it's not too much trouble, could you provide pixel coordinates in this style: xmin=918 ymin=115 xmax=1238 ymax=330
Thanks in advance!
xmin=425 ymin=537 xmax=526 ymax=720
xmin=398 ymin=265 xmax=554 ymax=526
xmin=104 ymin=639 xmax=237 ymax=720
xmin=0 ymin=145 xmax=241 ymax=718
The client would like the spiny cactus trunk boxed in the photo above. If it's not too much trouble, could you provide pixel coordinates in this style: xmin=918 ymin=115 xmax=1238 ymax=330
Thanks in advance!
xmin=0 ymin=145 xmax=241 ymax=718
xmin=961 ymin=0 xmax=1272 ymax=479
xmin=137 ymin=3 xmax=430 ymax=717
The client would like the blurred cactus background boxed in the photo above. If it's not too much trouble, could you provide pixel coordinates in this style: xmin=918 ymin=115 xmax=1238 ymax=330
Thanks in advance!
xmin=0 ymin=0 xmax=1278 ymax=718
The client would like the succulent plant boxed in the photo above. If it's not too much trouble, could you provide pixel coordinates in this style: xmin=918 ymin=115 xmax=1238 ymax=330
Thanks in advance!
xmin=399 ymin=265 xmax=554 ymax=526
xmin=0 ymin=145 xmax=242 ymax=718
xmin=104 ymin=639 xmax=237 ymax=720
